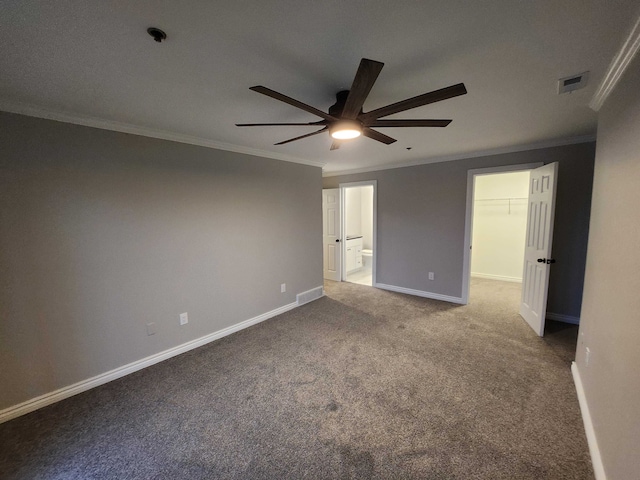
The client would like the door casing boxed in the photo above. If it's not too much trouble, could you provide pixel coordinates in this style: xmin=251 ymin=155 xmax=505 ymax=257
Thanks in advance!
xmin=461 ymin=163 xmax=543 ymax=304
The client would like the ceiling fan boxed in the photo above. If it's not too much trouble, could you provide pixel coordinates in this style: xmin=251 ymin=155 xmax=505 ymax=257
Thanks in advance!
xmin=236 ymin=58 xmax=467 ymax=150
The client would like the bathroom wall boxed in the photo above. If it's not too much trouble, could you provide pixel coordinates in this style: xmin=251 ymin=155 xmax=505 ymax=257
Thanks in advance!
xmin=345 ymin=186 xmax=373 ymax=249
xmin=471 ymin=171 xmax=530 ymax=282
xmin=361 ymin=186 xmax=374 ymax=250
xmin=345 ymin=187 xmax=362 ymax=237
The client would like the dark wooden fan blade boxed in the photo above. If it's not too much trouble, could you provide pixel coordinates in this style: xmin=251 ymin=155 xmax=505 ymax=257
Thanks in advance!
xmin=366 ymin=119 xmax=452 ymax=127
xmin=360 ymin=83 xmax=467 ymax=121
xmin=236 ymin=122 xmax=326 ymax=127
xmin=274 ymin=127 xmax=328 ymax=145
xmin=362 ymin=127 xmax=396 ymax=145
xmin=342 ymin=58 xmax=384 ymax=119
xmin=330 ymin=140 xmax=341 ymax=151
xmin=250 ymin=86 xmax=337 ymax=122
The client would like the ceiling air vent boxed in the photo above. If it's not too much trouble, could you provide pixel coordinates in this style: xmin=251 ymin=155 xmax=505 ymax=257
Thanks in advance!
xmin=558 ymin=72 xmax=589 ymax=94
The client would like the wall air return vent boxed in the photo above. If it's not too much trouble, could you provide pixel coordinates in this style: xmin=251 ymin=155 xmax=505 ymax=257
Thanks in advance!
xmin=558 ymin=72 xmax=589 ymax=94
xmin=296 ymin=286 xmax=324 ymax=306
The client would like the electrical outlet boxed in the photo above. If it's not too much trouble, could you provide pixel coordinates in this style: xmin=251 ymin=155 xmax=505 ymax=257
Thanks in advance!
xmin=179 ymin=312 xmax=188 ymax=326
xmin=281 ymin=283 xmax=286 ymax=293
xmin=146 ymin=322 xmax=157 ymax=336
xmin=428 ymin=272 xmax=435 ymax=280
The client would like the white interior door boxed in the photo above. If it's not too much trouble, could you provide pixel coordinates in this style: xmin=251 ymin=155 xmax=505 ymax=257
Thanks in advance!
xmin=519 ymin=162 xmax=558 ymax=336
xmin=322 ymin=189 xmax=342 ymax=281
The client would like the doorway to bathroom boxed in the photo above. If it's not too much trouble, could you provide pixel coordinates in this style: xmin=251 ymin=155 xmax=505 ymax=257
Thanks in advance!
xmin=341 ymin=181 xmax=376 ymax=286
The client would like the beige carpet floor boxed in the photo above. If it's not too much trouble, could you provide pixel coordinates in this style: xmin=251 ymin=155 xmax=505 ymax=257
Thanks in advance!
xmin=0 ymin=277 xmax=592 ymax=479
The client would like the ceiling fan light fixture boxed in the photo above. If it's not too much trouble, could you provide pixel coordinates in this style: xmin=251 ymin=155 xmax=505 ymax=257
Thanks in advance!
xmin=330 ymin=120 xmax=362 ymax=140
xmin=239 ymin=59 xmax=466 ymax=150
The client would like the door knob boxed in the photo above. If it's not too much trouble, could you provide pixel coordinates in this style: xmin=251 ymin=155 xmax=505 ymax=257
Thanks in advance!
xmin=335 ymin=239 xmax=340 ymax=242
xmin=537 ymin=258 xmax=556 ymax=264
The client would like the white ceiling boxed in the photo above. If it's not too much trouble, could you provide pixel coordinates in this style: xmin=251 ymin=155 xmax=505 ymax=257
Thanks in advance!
xmin=1 ymin=1 xmax=637 ymax=174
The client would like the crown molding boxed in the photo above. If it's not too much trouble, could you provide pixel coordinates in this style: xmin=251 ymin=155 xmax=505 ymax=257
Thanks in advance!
xmin=590 ymin=15 xmax=640 ymax=112
xmin=0 ymin=99 xmax=596 ymax=176
xmin=0 ymin=100 xmax=326 ymax=169
xmin=322 ymin=134 xmax=596 ymax=177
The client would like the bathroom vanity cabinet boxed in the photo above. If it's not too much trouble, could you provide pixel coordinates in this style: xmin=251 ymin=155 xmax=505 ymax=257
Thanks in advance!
xmin=346 ymin=236 xmax=363 ymax=273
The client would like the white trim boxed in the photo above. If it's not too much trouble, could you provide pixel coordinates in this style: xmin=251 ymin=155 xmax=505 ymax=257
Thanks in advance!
xmin=572 ymin=362 xmax=607 ymax=480
xmin=340 ymin=181 xmax=377 ymax=286
xmin=375 ymin=283 xmax=464 ymax=305
xmin=0 ymin=99 xmax=325 ymax=168
xmin=462 ymin=162 xmax=543 ymax=304
xmin=590 ymin=15 xmax=640 ymax=112
xmin=0 ymin=300 xmax=298 ymax=424
xmin=546 ymin=312 xmax=580 ymax=325
xmin=471 ymin=272 xmax=522 ymax=283
xmin=322 ymin=135 xmax=595 ymax=177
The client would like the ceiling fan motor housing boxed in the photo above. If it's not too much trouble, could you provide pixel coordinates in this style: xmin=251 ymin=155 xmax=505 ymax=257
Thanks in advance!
xmin=329 ymin=90 xmax=352 ymax=117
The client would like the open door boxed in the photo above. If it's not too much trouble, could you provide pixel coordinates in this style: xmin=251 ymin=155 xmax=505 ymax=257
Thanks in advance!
xmin=322 ymin=189 xmax=342 ymax=281
xmin=520 ymin=162 xmax=558 ymax=336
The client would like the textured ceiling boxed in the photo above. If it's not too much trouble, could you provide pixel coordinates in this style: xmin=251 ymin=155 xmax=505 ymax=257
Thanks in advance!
xmin=0 ymin=1 xmax=638 ymax=173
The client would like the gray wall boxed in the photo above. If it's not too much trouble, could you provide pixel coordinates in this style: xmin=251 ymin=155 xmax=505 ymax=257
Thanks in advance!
xmin=0 ymin=112 xmax=323 ymax=410
xmin=324 ymin=142 xmax=595 ymax=317
xmin=575 ymin=53 xmax=640 ymax=479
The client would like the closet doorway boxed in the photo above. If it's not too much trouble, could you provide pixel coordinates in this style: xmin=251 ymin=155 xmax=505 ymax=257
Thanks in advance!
xmin=471 ymin=171 xmax=531 ymax=285
xmin=463 ymin=162 xmax=562 ymax=338
xmin=462 ymin=163 xmax=548 ymax=328
xmin=341 ymin=181 xmax=376 ymax=286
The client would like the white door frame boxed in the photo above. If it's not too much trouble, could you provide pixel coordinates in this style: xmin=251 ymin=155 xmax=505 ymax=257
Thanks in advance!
xmin=339 ymin=180 xmax=378 ymax=285
xmin=461 ymin=163 xmax=543 ymax=304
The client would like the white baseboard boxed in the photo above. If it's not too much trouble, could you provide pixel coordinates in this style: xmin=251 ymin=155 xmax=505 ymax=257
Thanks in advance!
xmin=374 ymin=283 xmax=465 ymax=305
xmin=0 ymin=300 xmax=300 ymax=424
xmin=572 ymin=362 xmax=607 ymax=480
xmin=471 ymin=272 xmax=522 ymax=283
xmin=546 ymin=312 xmax=580 ymax=325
